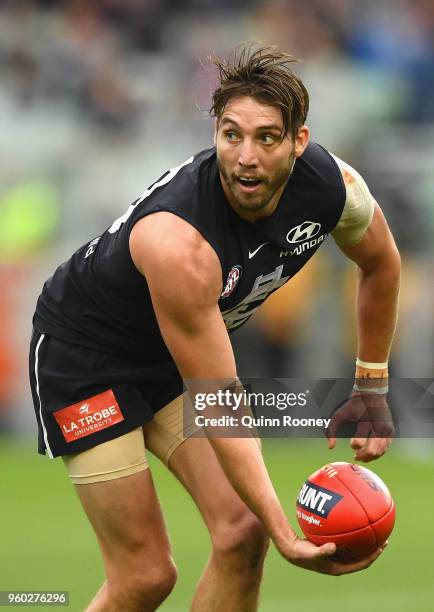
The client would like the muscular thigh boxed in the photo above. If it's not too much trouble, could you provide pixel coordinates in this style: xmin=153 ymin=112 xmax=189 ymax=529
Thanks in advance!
xmin=167 ymin=437 xmax=258 ymax=533
xmin=143 ymin=393 xmax=261 ymax=532
xmin=75 ymin=468 xmax=173 ymax=581
xmin=64 ymin=429 xmax=173 ymax=581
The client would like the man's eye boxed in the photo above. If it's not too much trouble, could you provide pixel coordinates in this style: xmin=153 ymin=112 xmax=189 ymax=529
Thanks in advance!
xmin=260 ymin=134 xmax=275 ymax=144
xmin=225 ymin=131 xmax=240 ymax=141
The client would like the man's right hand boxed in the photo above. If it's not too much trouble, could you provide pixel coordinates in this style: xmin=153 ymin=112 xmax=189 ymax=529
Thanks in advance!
xmin=276 ymin=534 xmax=387 ymax=576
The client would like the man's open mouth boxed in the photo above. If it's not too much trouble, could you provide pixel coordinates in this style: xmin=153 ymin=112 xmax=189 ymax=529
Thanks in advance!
xmin=236 ymin=176 xmax=263 ymax=190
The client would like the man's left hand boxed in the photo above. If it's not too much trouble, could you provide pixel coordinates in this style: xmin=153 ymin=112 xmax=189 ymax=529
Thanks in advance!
xmin=326 ymin=391 xmax=395 ymax=462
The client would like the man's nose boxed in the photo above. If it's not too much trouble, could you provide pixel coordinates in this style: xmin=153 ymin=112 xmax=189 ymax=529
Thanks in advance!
xmin=238 ymin=140 xmax=258 ymax=167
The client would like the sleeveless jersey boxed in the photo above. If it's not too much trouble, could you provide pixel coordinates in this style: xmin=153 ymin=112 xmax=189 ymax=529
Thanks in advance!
xmin=34 ymin=143 xmax=345 ymax=369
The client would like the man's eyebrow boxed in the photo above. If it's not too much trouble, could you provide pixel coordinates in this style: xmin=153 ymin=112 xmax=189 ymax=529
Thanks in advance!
xmin=220 ymin=117 xmax=240 ymax=128
xmin=220 ymin=117 xmax=282 ymax=132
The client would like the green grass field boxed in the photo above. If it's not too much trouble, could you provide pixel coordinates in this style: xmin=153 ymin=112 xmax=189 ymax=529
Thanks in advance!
xmin=1 ymin=437 xmax=433 ymax=612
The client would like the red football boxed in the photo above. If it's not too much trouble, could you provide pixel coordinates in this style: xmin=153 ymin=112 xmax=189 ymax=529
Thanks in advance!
xmin=296 ymin=462 xmax=395 ymax=562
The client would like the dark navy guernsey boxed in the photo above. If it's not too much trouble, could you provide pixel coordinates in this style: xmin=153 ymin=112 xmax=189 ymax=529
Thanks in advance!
xmin=34 ymin=143 xmax=345 ymax=372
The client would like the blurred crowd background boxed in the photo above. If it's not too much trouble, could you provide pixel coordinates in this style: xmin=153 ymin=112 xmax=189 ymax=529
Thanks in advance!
xmin=0 ymin=0 xmax=432 ymax=437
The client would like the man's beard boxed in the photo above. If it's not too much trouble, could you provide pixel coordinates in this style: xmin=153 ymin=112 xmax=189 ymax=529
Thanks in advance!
xmin=217 ymin=153 xmax=296 ymax=213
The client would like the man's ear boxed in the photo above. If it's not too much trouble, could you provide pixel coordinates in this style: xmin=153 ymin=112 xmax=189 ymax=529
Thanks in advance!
xmin=294 ymin=125 xmax=310 ymax=158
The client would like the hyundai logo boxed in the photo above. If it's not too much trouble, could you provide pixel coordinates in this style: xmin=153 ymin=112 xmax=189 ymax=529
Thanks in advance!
xmin=287 ymin=221 xmax=322 ymax=244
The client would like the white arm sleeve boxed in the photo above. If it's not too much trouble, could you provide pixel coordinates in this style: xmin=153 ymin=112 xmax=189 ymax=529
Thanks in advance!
xmin=331 ymin=154 xmax=375 ymax=247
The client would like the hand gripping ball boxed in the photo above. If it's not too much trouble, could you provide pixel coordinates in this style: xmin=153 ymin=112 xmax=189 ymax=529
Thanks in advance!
xmin=296 ymin=462 xmax=395 ymax=562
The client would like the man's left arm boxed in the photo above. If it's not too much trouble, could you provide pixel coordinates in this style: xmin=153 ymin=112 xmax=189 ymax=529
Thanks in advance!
xmin=339 ymin=202 xmax=401 ymax=365
xmin=327 ymin=158 xmax=401 ymax=460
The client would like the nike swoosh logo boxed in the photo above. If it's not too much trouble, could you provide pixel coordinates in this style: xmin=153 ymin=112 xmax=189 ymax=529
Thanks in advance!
xmin=248 ymin=242 xmax=269 ymax=259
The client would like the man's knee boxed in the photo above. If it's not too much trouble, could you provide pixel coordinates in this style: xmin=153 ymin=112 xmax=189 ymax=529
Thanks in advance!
xmin=144 ymin=559 xmax=178 ymax=602
xmin=211 ymin=512 xmax=270 ymax=571
xmin=109 ymin=556 xmax=177 ymax=607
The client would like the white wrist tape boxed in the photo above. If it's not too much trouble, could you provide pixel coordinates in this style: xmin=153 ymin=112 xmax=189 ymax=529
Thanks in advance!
xmin=356 ymin=358 xmax=388 ymax=369
xmin=354 ymin=358 xmax=389 ymax=394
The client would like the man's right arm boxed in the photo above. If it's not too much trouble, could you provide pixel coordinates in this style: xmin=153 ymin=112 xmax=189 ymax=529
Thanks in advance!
xmin=129 ymin=211 xmax=385 ymax=575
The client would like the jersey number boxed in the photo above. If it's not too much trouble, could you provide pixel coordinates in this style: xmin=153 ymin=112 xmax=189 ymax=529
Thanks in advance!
xmin=108 ymin=156 xmax=194 ymax=234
